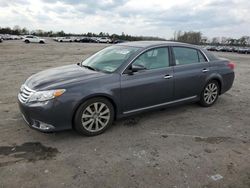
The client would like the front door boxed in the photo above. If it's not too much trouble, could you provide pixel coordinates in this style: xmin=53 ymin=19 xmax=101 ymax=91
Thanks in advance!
xmin=120 ymin=47 xmax=174 ymax=113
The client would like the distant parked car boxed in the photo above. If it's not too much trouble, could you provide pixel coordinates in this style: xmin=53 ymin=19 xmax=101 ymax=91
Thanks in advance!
xmin=232 ymin=47 xmax=239 ymax=53
xmin=23 ymin=35 xmax=45 ymax=43
xmin=57 ymin=37 xmax=73 ymax=42
xmin=90 ymin=37 xmax=99 ymax=43
xmin=80 ymin=37 xmax=92 ymax=43
xmin=215 ymin=46 xmax=224 ymax=52
xmin=113 ymin=39 xmax=126 ymax=44
xmin=97 ymin=37 xmax=112 ymax=43
xmin=10 ymin=35 xmax=21 ymax=40
xmin=238 ymin=48 xmax=250 ymax=54
xmin=206 ymin=46 xmax=218 ymax=51
xmin=1 ymin=34 xmax=12 ymax=40
xmin=74 ymin=37 xmax=81 ymax=42
xmin=53 ymin=37 xmax=59 ymax=41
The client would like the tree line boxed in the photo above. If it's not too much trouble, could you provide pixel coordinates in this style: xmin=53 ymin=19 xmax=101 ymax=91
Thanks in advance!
xmin=173 ymin=31 xmax=202 ymax=44
xmin=172 ymin=30 xmax=250 ymax=46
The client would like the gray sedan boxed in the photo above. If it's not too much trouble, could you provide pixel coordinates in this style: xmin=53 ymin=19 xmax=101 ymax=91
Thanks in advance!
xmin=18 ymin=41 xmax=235 ymax=136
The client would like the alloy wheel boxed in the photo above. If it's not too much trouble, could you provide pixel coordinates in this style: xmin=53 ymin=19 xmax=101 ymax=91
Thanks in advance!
xmin=204 ymin=83 xmax=218 ymax=104
xmin=81 ymin=102 xmax=110 ymax=132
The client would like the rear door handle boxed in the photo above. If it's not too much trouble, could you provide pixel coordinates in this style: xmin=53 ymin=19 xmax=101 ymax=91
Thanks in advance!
xmin=202 ymin=68 xmax=209 ymax=73
xmin=164 ymin=75 xmax=173 ymax=79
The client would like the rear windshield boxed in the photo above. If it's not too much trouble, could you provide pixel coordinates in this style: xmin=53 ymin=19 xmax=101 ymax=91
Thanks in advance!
xmin=202 ymin=49 xmax=218 ymax=61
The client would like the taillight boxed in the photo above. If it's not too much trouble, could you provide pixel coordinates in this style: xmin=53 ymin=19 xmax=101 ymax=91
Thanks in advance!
xmin=227 ymin=62 xmax=235 ymax=69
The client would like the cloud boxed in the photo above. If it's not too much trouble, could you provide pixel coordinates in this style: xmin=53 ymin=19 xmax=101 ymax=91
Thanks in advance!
xmin=0 ymin=0 xmax=249 ymax=38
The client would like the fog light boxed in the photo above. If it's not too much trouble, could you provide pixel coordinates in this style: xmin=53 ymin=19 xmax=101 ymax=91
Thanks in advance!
xmin=32 ymin=121 xmax=55 ymax=131
xmin=39 ymin=122 xmax=54 ymax=130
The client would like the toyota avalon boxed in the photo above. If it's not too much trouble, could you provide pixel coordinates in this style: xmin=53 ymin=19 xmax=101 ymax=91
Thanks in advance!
xmin=18 ymin=41 xmax=235 ymax=136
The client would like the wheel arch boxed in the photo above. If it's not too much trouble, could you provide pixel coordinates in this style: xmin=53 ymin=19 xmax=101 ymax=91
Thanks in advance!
xmin=205 ymin=74 xmax=223 ymax=94
xmin=71 ymin=94 xmax=118 ymax=128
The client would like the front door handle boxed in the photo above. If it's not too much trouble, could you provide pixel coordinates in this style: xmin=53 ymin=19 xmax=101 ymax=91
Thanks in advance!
xmin=164 ymin=75 xmax=173 ymax=79
xmin=202 ymin=68 xmax=209 ymax=73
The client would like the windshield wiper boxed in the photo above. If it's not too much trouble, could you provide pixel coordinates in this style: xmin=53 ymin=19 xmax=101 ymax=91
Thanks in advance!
xmin=81 ymin=65 xmax=98 ymax=71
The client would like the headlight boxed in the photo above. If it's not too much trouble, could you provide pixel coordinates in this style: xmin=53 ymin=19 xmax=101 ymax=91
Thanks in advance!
xmin=28 ymin=89 xmax=66 ymax=102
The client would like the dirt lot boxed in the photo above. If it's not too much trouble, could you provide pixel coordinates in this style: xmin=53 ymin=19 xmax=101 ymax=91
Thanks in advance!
xmin=0 ymin=39 xmax=250 ymax=188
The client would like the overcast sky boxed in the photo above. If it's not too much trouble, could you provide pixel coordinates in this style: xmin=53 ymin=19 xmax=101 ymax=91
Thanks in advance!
xmin=0 ymin=0 xmax=249 ymax=39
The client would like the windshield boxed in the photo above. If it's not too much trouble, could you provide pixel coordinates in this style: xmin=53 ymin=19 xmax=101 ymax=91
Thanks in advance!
xmin=81 ymin=45 xmax=140 ymax=73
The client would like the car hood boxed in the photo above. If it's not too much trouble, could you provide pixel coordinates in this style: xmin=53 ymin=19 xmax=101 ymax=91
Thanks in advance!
xmin=25 ymin=64 xmax=106 ymax=90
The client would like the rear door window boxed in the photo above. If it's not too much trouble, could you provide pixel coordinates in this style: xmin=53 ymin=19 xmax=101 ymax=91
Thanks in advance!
xmin=173 ymin=47 xmax=206 ymax=65
xmin=198 ymin=51 xmax=207 ymax=62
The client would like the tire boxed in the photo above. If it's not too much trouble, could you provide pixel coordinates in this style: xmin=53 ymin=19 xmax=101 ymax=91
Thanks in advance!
xmin=25 ymin=40 xmax=30 ymax=43
xmin=39 ymin=41 xmax=44 ymax=44
xmin=199 ymin=80 xmax=220 ymax=107
xmin=74 ymin=97 xmax=114 ymax=136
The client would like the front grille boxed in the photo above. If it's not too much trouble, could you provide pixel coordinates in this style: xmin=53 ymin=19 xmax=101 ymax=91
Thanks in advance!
xmin=18 ymin=85 xmax=35 ymax=103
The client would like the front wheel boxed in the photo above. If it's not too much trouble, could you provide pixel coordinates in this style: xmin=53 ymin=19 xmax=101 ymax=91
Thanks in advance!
xmin=199 ymin=80 xmax=220 ymax=107
xmin=74 ymin=98 xmax=114 ymax=136
xmin=24 ymin=40 xmax=30 ymax=43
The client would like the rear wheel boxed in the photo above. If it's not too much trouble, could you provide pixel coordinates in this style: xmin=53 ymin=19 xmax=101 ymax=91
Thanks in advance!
xmin=39 ymin=41 xmax=44 ymax=44
xmin=24 ymin=40 xmax=30 ymax=43
xmin=199 ymin=80 xmax=220 ymax=107
xmin=74 ymin=98 xmax=114 ymax=136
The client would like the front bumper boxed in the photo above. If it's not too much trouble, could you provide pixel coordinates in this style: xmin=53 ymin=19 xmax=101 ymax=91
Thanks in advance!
xmin=18 ymin=97 xmax=72 ymax=132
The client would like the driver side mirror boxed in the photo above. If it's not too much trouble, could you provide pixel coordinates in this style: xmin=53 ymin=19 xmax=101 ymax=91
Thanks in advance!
xmin=125 ymin=64 xmax=146 ymax=75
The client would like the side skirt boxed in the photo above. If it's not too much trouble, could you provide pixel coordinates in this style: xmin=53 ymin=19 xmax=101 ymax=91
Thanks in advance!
xmin=122 ymin=95 xmax=198 ymax=115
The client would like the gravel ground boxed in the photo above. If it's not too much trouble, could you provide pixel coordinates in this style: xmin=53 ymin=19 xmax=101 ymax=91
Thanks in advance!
xmin=0 ymin=39 xmax=250 ymax=188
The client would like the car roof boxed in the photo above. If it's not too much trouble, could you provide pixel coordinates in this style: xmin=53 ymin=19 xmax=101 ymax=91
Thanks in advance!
xmin=117 ymin=40 xmax=198 ymax=49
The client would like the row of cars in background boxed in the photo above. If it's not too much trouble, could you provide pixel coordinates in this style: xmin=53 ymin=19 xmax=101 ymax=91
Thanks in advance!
xmin=0 ymin=34 xmax=22 ymax=43
xmin=0 ymin=34 xmax=23 ymax=40
xmin=53 ymin=36 xmax=124 ymax=44
xmin=204 ymin=45 xmax=250 ymax=54
xmin=1 ymin=34 xmax=250 ymax=53
xmin=0 ymin=34 xmax=45 ymax=44
xmin=0 ymin=34 xmax=124 ymax=44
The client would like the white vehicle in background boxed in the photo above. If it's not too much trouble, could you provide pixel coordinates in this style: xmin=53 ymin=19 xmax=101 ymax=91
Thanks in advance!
xmin=23 ymin=35 xmax=45 ymax=43
xmin=97 ymin=37 xmax=112 ymax=43
xmin=53 ymin=37 xmax=59 ymax=41
xmin=57 ymin=36 xmax=73 ymax=42
xmin=74 ymin=37 xmax=81 ymax=42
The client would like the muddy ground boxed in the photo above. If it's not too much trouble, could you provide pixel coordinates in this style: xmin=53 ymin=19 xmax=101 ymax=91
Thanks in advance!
xmin=0 ymin=39 xmax=250 ymax=188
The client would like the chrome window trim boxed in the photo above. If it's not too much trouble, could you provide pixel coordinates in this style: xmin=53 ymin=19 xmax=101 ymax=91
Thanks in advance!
xmin=199 ymin=49 xmax=210 ymax=62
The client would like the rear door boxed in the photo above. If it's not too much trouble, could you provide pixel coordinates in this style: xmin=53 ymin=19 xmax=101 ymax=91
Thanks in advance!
xmin=120 ymin=47 xmax=174 ymax=113
xmin=171 ymin=46 xmax=209 ymax=99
